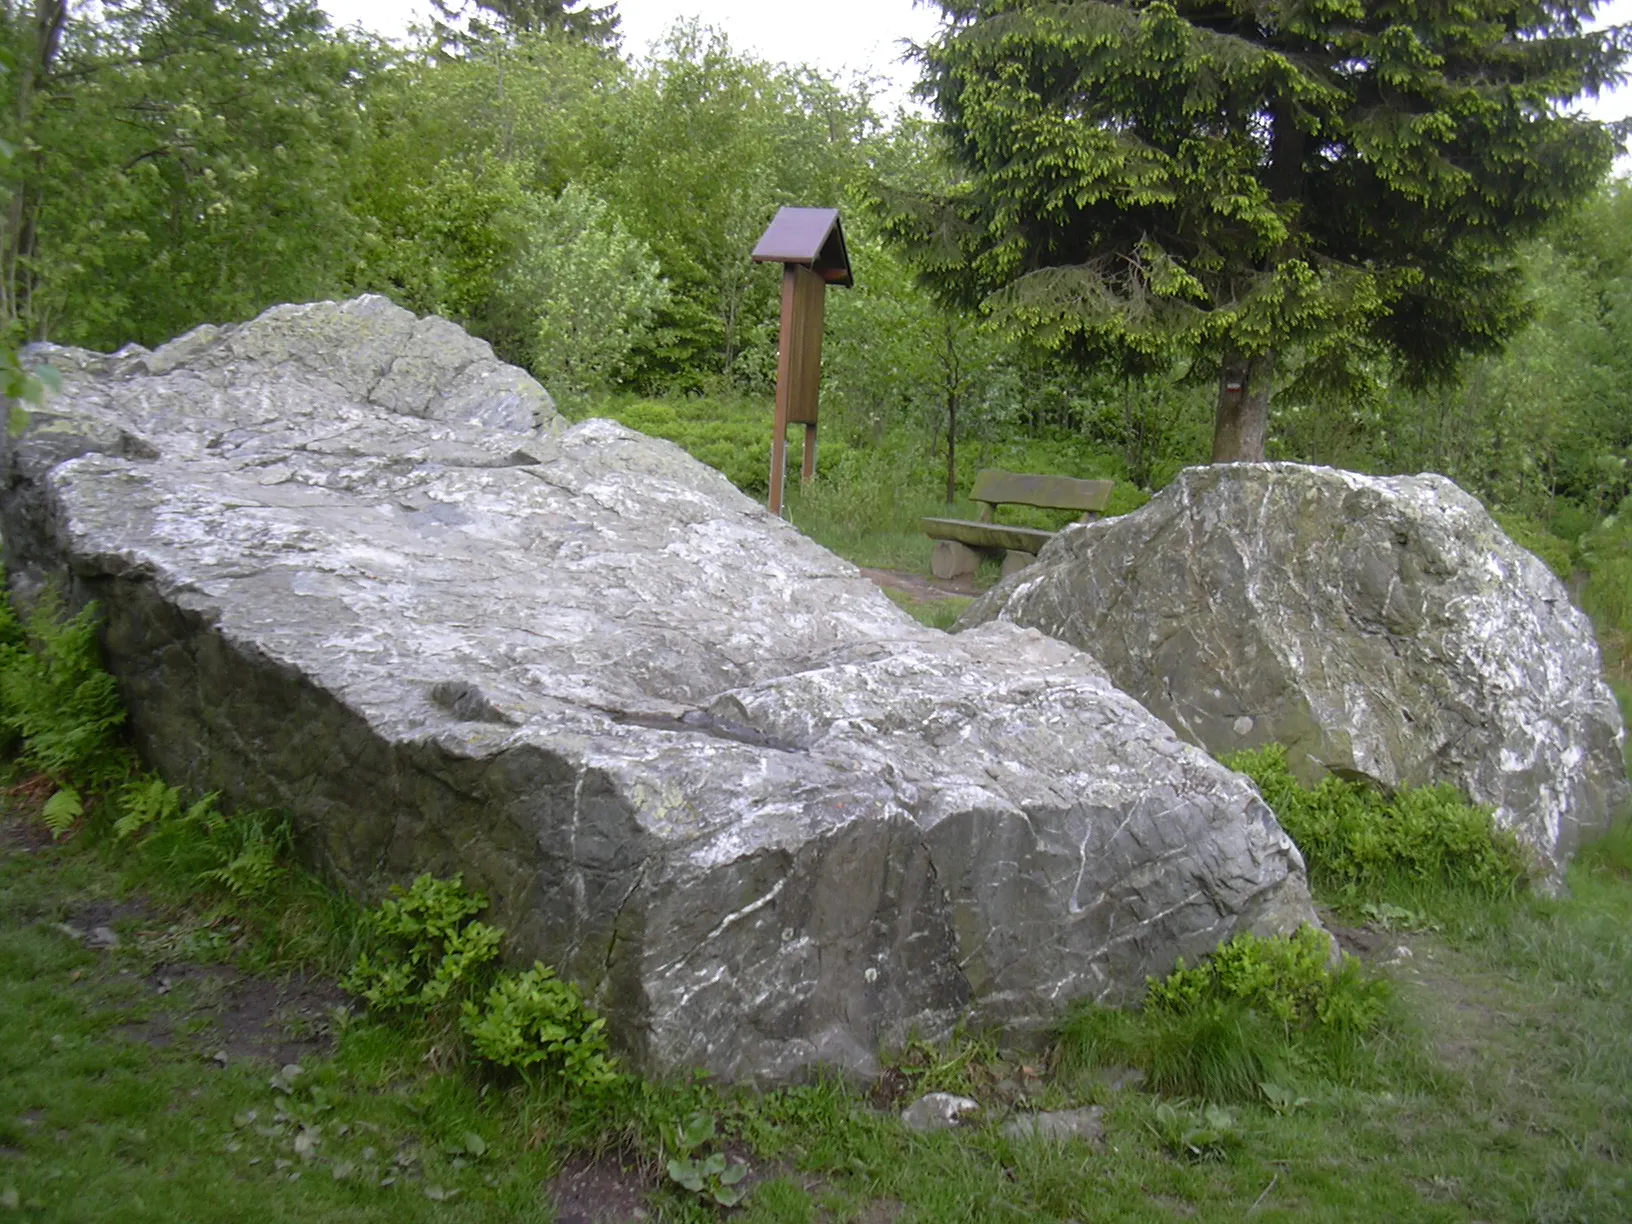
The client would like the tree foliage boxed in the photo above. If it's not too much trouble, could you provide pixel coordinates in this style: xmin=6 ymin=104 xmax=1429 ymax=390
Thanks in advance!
xmin=4 ymin=0 xmax=1630 ymax=564
xmin=2 ymin=0 xmax=377 ymax=349
xmin=499 ymin=182 xmax=668 ymax=394
xmin=889 ymin=0 xmax=1631 ymax=460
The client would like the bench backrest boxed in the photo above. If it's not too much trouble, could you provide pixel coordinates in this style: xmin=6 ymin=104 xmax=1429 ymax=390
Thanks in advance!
xmin=971 ymin=469 xmax=1114 ymax=515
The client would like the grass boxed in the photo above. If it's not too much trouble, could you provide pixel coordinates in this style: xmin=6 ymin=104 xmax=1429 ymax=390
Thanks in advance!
xmin=882 ymin=589 xmax=972 ymax=631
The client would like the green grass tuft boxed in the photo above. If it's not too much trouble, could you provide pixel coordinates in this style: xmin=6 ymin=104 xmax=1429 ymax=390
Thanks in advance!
xmin=1055 ymin=926 xmax=1391 ymax=1104
xmin=882 ymin=589 xmax=971 ymax=630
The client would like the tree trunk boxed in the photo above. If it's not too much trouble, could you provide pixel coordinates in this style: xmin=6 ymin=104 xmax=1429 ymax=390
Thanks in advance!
xmin=942 ymin=315 xmax=960 ymax=505
xmin=2 ymin=1 xmax=69 ymax=334
xmin=1210 ymin=351 xmax=1274 ymax=462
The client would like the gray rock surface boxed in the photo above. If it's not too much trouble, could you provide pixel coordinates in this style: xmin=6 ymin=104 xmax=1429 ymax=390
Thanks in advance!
xmin=960 ymin=463 xmax=1627 ymax=879
xmin=901 ymin=1093 xmax=982 ymax=1132
xmin=3 ymin=297 xmax=1321 ymax=1083
xmin=1000 ymin=1107 xmax=1105 ymax=1143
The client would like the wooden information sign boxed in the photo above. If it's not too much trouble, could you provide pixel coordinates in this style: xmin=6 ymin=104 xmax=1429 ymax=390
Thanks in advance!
xmin=751 ymin=207 xmax=853 ymax=515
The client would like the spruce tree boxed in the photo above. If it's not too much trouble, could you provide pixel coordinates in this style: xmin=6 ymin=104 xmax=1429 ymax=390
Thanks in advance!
xmin=891 ymin=1 xmax=1630 ymax=461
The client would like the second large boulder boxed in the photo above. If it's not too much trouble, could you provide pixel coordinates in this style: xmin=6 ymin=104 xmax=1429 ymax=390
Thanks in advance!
xmin=960 ymin=463 xmax=1627 ymax=880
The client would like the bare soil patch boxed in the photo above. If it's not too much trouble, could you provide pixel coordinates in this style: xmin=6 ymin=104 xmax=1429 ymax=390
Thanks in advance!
xmin=125 ymin=962 xmax=347 ymax=1066
xmin=545 ymin=1151 xmax=657 ymax=1223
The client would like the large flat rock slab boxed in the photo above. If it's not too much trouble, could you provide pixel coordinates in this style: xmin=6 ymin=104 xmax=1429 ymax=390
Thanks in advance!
xmin=3 ymin=298 xmax=1319 ymax=1082
xmin=961 ymin=463 xmax=1628 ymax=881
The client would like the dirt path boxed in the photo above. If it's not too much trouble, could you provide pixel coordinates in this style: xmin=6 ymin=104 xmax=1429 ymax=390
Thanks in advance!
xmin=858 ymin=566 xmax=982 ymax=603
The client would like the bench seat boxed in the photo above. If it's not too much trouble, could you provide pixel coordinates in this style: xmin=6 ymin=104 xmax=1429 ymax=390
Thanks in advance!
xmin=919 ymin=517 xmax=1055 ymax=554
xmin=921 ymin=469 xmax=1114 ymax=580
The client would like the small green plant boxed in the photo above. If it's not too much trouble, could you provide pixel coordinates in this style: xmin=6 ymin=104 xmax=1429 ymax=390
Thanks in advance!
xmin=343 ymin=873 xmax=501 ymax=1013
xmin=1146 ymin=1101 xmax=1241 ymax=1162
xmin=113 ymin=776 xmax=185 ymax=840
xmin=885 ymin=1029 xmax=1004 ymax=1098
xmin=663 ymin=1111 xmax=749 ymax=1208
xmin=1225 ymin=745 xmax=1529 ymax=902
xmin=195 ymin=809 xmax=291 ymax=899
xmin=1147 ymin=926 xmax=1389 ymax=1037
xmin=460 ymin=962 xmax=620 ymax=1089
xmin=1358 ymin=900 xmax=1440 ymax=932
xmin=111 ymin=777 xmax=291 ymax=902
xmin=1258 ymin=1080 xmax=1310 ymax=1115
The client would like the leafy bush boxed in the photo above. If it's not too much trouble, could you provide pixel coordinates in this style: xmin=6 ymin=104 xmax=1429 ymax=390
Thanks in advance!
xmin=343 ymin=873 xmax=502 ymax=1013
xmin=1579 ymin=499 xmax=1632 ymax=679
xmin=460 ymin=963 xmax=620 ymax=1090
xmin=0 ymin=591 xmax=129 ymax=786
xmin=345 ymin=873 xmax=622 ymax=1088
xmin=500 ymin=184 xmax=670 ymax=395
xmin=1225 ymin=745 xmax=1529 ymax=902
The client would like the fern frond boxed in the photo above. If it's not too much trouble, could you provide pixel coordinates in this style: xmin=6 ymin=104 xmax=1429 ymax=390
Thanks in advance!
xmin=41 ymin=786 xmax=83 ymax=839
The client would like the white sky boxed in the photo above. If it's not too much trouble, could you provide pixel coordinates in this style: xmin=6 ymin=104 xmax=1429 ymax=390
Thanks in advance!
xmin=320 ymin=0 xmax=942 ymax=94
xmin=321 ymin=0 xmax=1631 ymax=127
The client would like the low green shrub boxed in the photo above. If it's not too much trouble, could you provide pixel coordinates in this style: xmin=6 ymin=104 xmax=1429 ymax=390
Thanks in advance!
xmin=345 ymin=873 xmax=621 ymax=1090
xmin=342 ymin=873 xmax=502 ymax=1013
xmin=461 ymin=964 xmax=620 ymax=1089
xmin=1225 ymin=745 xmax=1529 ymax=903
xmin=1147 ymin=925 xmax=1388 ymax=1036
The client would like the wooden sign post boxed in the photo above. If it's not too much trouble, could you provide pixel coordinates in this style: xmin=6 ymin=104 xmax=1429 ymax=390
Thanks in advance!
xmin=751 ymin=207 xmax=853 ymax=516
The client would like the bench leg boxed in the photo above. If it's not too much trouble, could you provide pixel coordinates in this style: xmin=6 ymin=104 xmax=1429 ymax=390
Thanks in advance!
xmin=1001 ymin=549 xmax=1037 ymax=578
xmin=930 ymin=539 xmax=981 ymax=580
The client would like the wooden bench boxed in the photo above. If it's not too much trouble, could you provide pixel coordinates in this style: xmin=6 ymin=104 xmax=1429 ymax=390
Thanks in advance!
xmin=921 ymin=469 xmax=1114 ymax=580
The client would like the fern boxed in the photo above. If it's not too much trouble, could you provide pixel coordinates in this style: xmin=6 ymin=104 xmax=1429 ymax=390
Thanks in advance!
xmin=40 ymin=786 xmax=83 ymax=839
xmin=0 ymin=590 xmax=130 ymax=786
xmin=114 ymin=776 xmax=185 ymax=840
xmin=1224 ymin=744 xmax=1528 ymax=901
xmin=195 ymin=811 xmax=291 ymax=899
